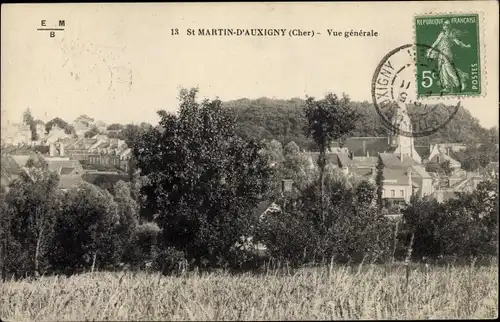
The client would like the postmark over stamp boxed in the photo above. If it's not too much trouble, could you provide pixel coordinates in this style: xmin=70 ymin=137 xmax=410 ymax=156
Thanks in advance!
xmin=372 ymin=44 xmax=461 ymax=138
xmin=414 ymin=13 xmax=482 ymax=97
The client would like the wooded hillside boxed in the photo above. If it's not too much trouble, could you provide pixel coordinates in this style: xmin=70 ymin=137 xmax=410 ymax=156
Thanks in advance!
xmin=224 ymin=97 xmax=498 ymax=150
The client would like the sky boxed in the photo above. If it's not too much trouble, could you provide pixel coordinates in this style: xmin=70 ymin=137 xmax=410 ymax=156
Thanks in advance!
xmin=1 ymin=2 xmax=499 ymax=129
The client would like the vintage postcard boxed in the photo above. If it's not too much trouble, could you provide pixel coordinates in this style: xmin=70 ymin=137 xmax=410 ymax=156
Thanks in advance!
xmin=1 ymin=2 xmax=498 ymax=321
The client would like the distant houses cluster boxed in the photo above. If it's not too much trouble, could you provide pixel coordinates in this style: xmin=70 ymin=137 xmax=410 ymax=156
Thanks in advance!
xmin=299 ymin=105 xmax=497 ymax=205
xmin=1 ymin=117 xmax=132 ymax=192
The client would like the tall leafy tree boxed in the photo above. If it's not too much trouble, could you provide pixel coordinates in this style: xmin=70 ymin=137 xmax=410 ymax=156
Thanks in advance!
xmin=304 ymin=93 xmax=359 ymax=221
xmin=2 ymin=167 xmax=61 ymax=276
xmin=74 ymin=114 xmax=95 ymax=127
xmin=356 ymin=180 xmax=377 ymax=206
xmin=84 ymin=126 xmax=101 ymax=138
xmin=132 ymin=88 xmax=273 ymax=267
xmin=261 ymin=139 xmax=284 ymax=165
xmin=45 ymin=117 xmax=74 ymax=135
xmin=107 ymin=123 xmax=124 ymax=131
xmin=113 ymin=180 xmax=140 ymax=258
xmin=284 ymin=141 xmax=301 ymax=156
xmin=22 ymin=108 xmax=39 ymax=141
xmin=49 ymin=183 xmax=121 ymax=274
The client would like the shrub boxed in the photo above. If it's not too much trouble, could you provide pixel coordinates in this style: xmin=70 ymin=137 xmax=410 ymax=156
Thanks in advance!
xmin=122 ymin=222 xmax=161 ymax=268
xmin=402 ymin=179 xmax=499 ymax=260
xmin=256 ymin=177 xmax=392 ymax=266
xmin=152 ymin=247 xmax=188 ymax=275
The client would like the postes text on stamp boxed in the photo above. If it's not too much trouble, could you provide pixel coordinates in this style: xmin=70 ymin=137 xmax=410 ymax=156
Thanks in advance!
xmin=415 ymin=13 xmax=481 ymax=97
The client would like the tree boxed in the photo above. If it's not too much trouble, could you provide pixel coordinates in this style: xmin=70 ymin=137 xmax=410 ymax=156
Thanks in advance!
xmin=356 ymin=180 xmax=376 ymax=206
xmin=375 ymin=158 xmax=385 ymax=210
xmin=113 ymin=180 xmax=140 ymax=262
xmin=452 ymin=141 xmax=498 ymax=172
xmin=75 ymin=114 xmax=95 ymax=127
xmin=107 ymin=123 xmax=124 ymax=131
xmin=281 ymin=148 xmax=312 ymax=189
xmin=402 ymin=196 xmax=446 ymax=259
xmin=133 ymin=88 xmax=273 ymax=267
xmin=139 ymin=122 xmax=152 ymax=131
xmin=25 ymin=154 xmax=48 ymax=170
xmin=438 ymin=160 xmax=453 ymax=176
xmin=403 ymin=179 xmax=499 ymax=260
xmin=304 ymin=93 xmax=359 ymax=221
xmin=84 ymin=126 xmax=101 ymax=138
xmin=2 ymin=167 xmax=61 ymax=277
xmin=486 ymin=126 xmax=499 ymax=145
xmin=22 ymin=108 xmax=38 ymax=141
xmin=49 ymin=183 xmax=121 ymax=274
xmin=124 ymin=221 xmax=162 ymax=268
xmin=284 ymin=141 xmax=301 ymax=156
xmin=0 ymin=190 xmax=10 ymax=280
xmin=45 ymin=117 xmax=74 ymax=135
xmin=121 ymin=124 xmax=149 ymax=149
xmin=261 ymin=139 xmax=284 ymax=165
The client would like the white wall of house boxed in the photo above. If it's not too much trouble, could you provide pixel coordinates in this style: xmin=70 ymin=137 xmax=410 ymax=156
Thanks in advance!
xmin=420 ymin=178 xmax=434 ymax=197
xmin=382 ymin=182 xmax=412 ymax=203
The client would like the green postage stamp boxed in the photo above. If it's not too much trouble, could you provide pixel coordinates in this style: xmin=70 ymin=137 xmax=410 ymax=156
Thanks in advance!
xmin=414 ymin=13 xmax=482 ymax=97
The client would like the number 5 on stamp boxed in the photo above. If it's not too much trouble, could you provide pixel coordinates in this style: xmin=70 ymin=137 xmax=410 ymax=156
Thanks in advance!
xmin=415 ymin=13 xmax=481 ymax=97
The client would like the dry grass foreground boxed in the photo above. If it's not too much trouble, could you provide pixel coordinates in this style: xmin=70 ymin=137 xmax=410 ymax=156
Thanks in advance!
xmin=1 ymin=263 xmax=498 ymax=321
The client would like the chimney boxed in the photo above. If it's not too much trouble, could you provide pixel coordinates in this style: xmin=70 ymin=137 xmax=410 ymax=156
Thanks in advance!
xmin=49 ymin=143 xmax=56 ymax=157
xmin=59 ymin=142 xmax=65 ymax=157
xmin=362 ymin=140 xmax=366 ymax=156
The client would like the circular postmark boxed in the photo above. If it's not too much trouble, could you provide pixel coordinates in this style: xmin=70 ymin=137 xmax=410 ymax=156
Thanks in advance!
xmin=56 ymin=40 xmax=133 ymax=99
xmin=371 ymin=44 xmax=462 ymax=138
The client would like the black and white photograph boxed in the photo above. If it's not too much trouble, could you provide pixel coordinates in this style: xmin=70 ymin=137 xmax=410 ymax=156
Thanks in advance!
xmin=1 ymin=2 xmax=498 ymax=320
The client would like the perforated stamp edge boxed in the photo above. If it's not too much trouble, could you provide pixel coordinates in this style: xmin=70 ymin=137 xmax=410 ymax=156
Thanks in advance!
xmin=411 ymin=11 xmax=487 ymax=100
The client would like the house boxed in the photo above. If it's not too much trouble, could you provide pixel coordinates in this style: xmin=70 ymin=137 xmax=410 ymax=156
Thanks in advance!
xmin=89 ymin=138 xmax=107 ymax=153
xmin=43 ymin=143 xmax=85 ymax=190
xmin=1 ymin=120 xmax=32 ymax=146
xmin=6 ymin=145 xmax=38 ymax=167
xmin=63 ymin=137 xmax=98 ymax=161
xmin=45 ymin=124 xmax=71 ymax=144
xmin=426 ymin=144 xmax=462 ymax=172
xmin=432 ymin=190 xmax=458 ymax=203
xmin=44 ymin=142 xmax=84 ymax=175
xmin=332 ymin=137 xmax=389 ymax=158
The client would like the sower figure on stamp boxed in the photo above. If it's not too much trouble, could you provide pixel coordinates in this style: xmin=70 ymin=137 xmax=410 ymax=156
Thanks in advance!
xmin=426 ymin=20 xmax=471 ymax=92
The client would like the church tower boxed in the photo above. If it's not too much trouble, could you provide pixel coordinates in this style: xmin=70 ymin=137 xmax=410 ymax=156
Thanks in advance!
xmin=389 ymin=103 xmax=421 ymax=164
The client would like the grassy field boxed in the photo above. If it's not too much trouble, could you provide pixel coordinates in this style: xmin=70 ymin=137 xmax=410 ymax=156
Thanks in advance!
xmin=1 ymin=263 xmax=498 ymax=321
